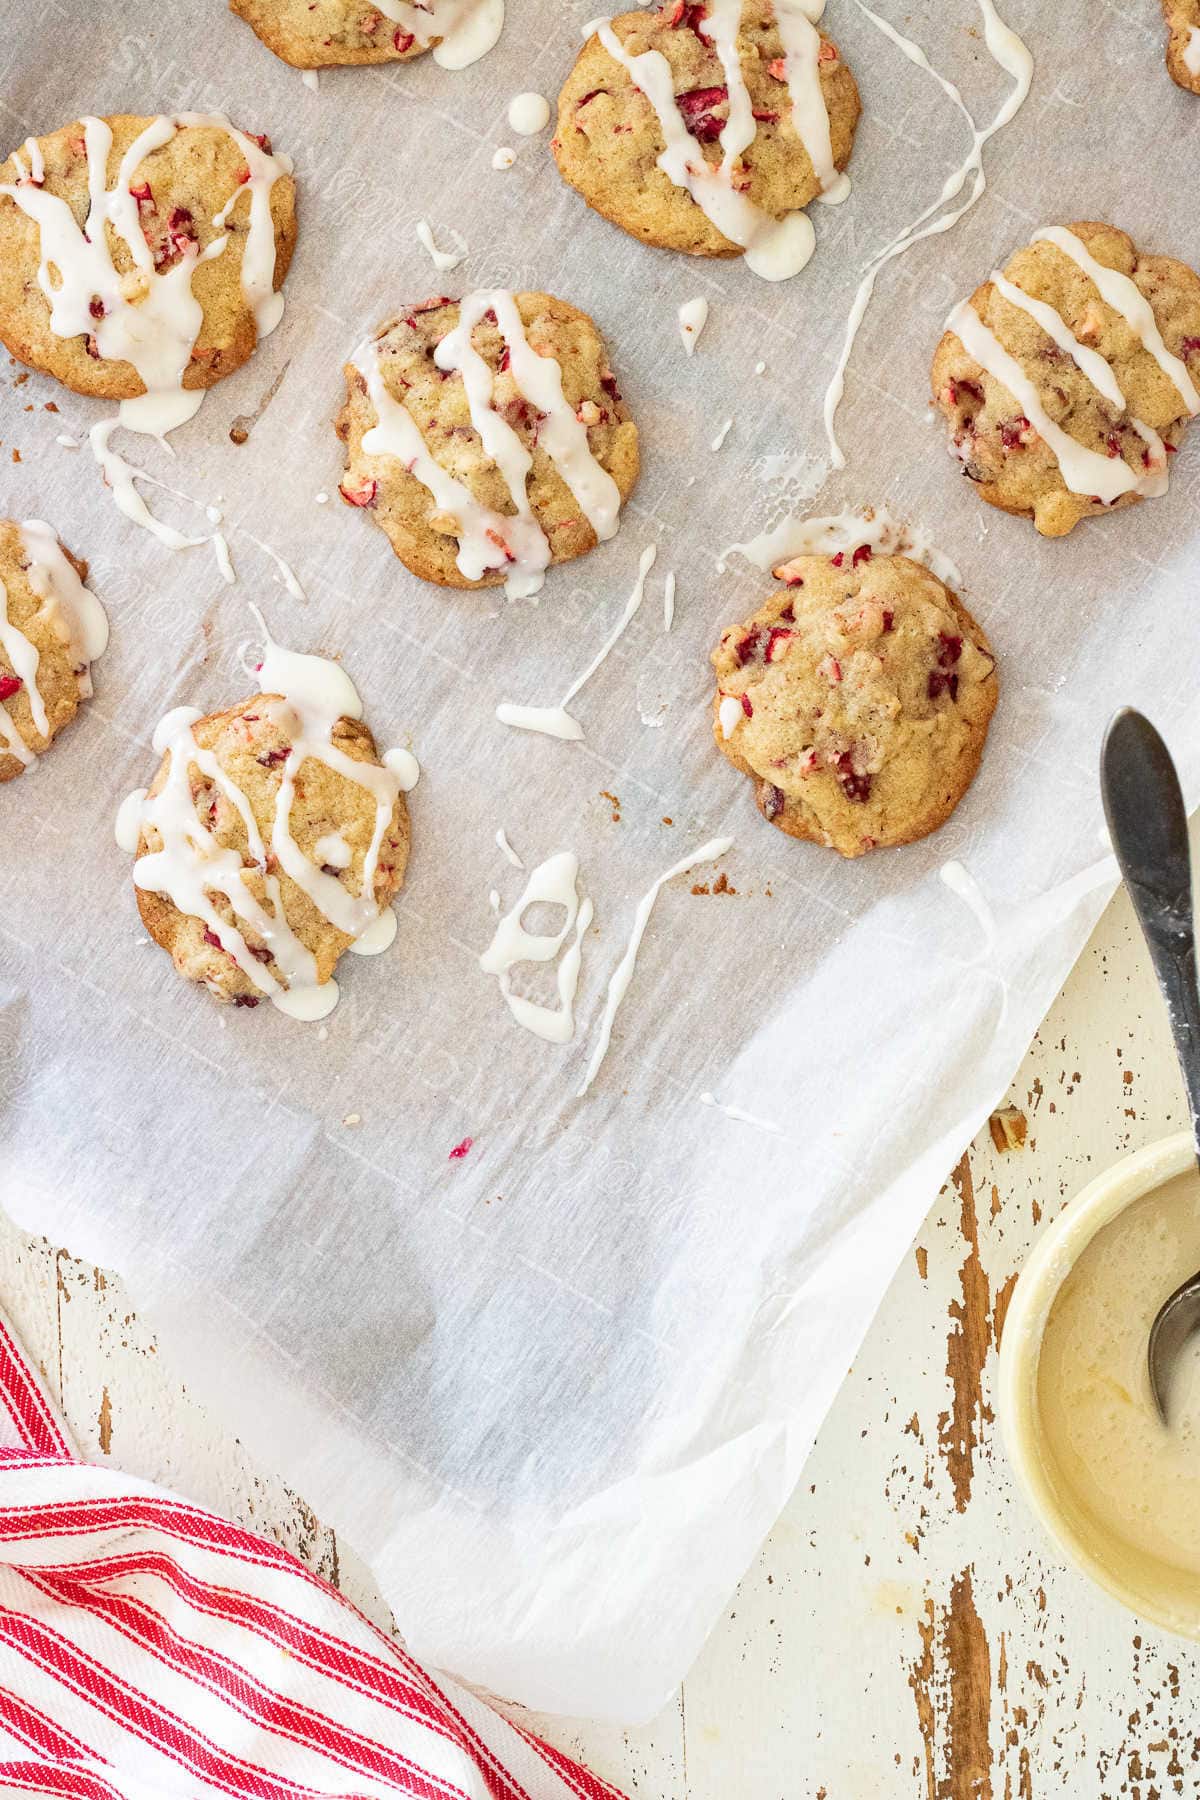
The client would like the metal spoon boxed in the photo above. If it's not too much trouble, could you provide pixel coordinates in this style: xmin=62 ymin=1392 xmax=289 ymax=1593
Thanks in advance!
xmin=1101 ymin=708 xmax=1200 ymax=1425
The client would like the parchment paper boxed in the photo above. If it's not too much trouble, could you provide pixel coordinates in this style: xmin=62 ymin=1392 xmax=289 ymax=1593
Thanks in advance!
xmin=1 ymin=0 xmax=1197 ymax=1723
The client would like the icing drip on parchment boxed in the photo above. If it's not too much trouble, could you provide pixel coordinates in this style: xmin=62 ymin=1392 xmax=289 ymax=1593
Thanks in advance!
xmin=480 ymin=850 xmax=593 ymax=1042
xmin=0 ymin=114 xmax=292 ymax=548
xmin=822 ymin=0 xmax=1033 ymax=468
xmin=940 ymin=224 xmax=1200 ymax=506
xmin=497 ymin=542 xmax=657 ymax=739
xmin=0 ymin=521 xmax=109 ymax=770
xmin=591 ymin=0 xmax=845 ymax=282
xmin=117 ymin=616 xmax=418 ymax=1021
xmin=577 ymin=835 xmax=733 ymax=1097
xmin=354 ymin=289 xmax=623 ymax=601
xmin=723 ymin=503 xmax=963 ymax=590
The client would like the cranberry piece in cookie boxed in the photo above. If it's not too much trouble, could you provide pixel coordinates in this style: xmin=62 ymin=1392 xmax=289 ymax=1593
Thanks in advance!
xmin=337 ymin=290 xmax=639 ymax=594
xmin=553 ymin=0 xmax=859 ymax=269
xmin=0 ymin=520 xmax=107 ymax=783
xmin=711 ymin=551 xmax=997 ymax=858
xmin=932 ymin=221 xmax=1200 ymax=537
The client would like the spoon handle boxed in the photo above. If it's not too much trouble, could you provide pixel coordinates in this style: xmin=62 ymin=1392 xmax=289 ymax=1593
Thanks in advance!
xmin=1101 ymin=709 xmax=1200 ymax=1156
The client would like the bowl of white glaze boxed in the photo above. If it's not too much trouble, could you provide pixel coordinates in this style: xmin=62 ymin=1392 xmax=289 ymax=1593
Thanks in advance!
xmin=998 ymin=1131 xmax=1200 ymax=1637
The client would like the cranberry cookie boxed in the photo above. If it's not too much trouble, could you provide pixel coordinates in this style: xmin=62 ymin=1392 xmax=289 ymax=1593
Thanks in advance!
xmin=337 ymin=290 xmax=639 ymax=595
xmin=124 ymin=660 xmax=411 ymax=1016
xmin=712 ymin=549 xmax=997 ymax=858
xmin=554 ymin=0 xmax=859 ymax=269
xmin=0 ymin=115 xmax=296 ymax=402
xmin=0 ymin=520 xmax=107 ymax=782
xmin=933 ymin=222 xmax=1200 ymax=538
xmin=1163 ymin=0 xmax=1200 ymax=93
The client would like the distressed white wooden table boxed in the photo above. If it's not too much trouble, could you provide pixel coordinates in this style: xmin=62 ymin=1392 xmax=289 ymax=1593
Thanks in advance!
xmin=4 ymin=856 xmax=1198 ymax=1799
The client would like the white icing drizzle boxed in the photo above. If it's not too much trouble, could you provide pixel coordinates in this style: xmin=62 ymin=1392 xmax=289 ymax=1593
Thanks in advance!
xmin=1186 ymin=26 xmax=1200 ymax=76
xmin=372 ymin=0 xmax=503 ymax=65
xmin=944 ymin=300 xmax=1154 ymax=504
xmin=823 ymin=0 xmax=1033 ymax=468
xmin=698 ymin=1090 xmax=787 ymax=1137
xmin=662 ymin=568 xmax=676 ymax=631
xmin=592 ymin=8 xmax=826 ymax=281
xmin=119 ymin=617 xmax=413 ymax=1020
xmin=724 ymin=504 xmax=963 ymax=590
xmin=314 ymin=833 xmax=352 ymax=869
xmin=415 ymin=218 xmax=466 ymax=272
xmin=1034 ymin=226 xmax=1200 ymax=416
xmin=987 ymin=268 xmax=1125 ymax=409
xmin=0 ymin=522 xmax=109 ymax=767
xmin=492 ymin=146 xmax=517 ymax=169
xmin=507 ymin=92 xmax=551 ymax=134
xmin=355 ymin=289 xmax=623 ymax=602
xmin=496 ymin=826 xmax=524 ymax=867
xmin=775 ymin=0 xmax=850 ymax=206
xmin=678 ymin=297 xmax=709 ymax=356
xmin=301 ymin=69 xmax=320 ymax=91
xmin=497 ymin=542 xmax=656 ymax=740
xmin=480 ymin=851 xmax=593 ymax=1043
xmin=940 ymin=859 xmax=996 ymax=955
xmin=711 ymin=417 xmax=733 ymax=451
xmin=577 ymin=835 xmax=734 ymax=1097
xmin=115 ymin=787 xmax=148 ymax=851
xmin=0 ymin=113 xmax=292 ymax=545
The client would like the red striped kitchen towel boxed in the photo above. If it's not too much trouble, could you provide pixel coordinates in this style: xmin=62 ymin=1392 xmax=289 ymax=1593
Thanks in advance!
xmin=0 ymin=1309 xmax=624 ymax=1800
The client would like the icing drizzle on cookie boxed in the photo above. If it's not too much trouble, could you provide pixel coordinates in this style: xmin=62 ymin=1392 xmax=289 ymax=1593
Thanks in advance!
xmin=590 ymin=0 xmax=845 ymax=282
xmin=119 ymin=615 xmax=417 ymax=1021
xmin=373 ymin=0 xmax=504 ymax=68
xmin=354 ymin=291 xmax=623 ymax=600
xmin=0 ymin=114 xmax=292 ymax=547
xmin=0 ymin=521 xmax=109 ymax=771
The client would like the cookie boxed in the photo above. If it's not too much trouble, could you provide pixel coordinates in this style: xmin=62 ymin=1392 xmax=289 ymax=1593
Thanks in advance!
xmin=0 ymin=115 xmax=296 ymax=404
xmin=121 ymin=636 xmax=413 ymax=1017
xmin=1163 ymin=0 xmax=1200 ymax=93
xmin=711 ymin=550 xmax=997 ymax=858
xmin=337 ymin=290 xmax=639 ymax=596
xmin=229 ymin=0 xmax=474 ymax=66
xmin=0 ymin=519 xmax=107 ymax=782
xmin=933 ymin=221 xmax=1200 ymax=538
xmin=553 ymin=0 xmax=859 ymax=273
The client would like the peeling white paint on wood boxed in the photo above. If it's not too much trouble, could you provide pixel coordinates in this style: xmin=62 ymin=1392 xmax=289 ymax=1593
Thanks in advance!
xmin=3 ymin=864 xmax=1199 ymax=1795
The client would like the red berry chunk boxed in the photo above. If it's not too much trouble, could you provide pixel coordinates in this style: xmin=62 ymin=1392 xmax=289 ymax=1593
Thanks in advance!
xmin=339 ymin=478 xmax=378 ymax=508
xmin=677 ymin=86 xmax=729 ymax=141
xmin=449 ymin=1135 xmax=474 ymax=1160
xmin=836 ymin=753 xmax=872 ymax=803
xmin=851 ymin=543 xmax=872 ymax=567
xmin=0 ymin=674 xmax=23 ymax=701
xmin=256 ymin=746 xmax=291 ymax=767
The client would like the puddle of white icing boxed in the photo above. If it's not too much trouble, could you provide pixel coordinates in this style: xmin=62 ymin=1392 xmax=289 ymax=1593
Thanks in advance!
xmin=416 ymin=218 xmax=466 ymax=272
xmin=507 ymin=92 xmax=550 ymax=134
xmin=724 ymin=503 xmax=963 ymax=590
xmin=497 ymin=543 xmax=657 ymax=740
xmin=492 ymin=146 xmax=517 ymax=169
xmin=118 ymin=614 xmax=416 ymax=1020
xmin=678 ymin=297 xmax=709 ymax=356
xmin=822 ymin=0 xmax=1033 ymax=468
xmin=0 ymin=113 xmax=294 ymax=546
xmin=480 ymin=851 xmax=593 ymax=1042
xmin=577 ymin=836 xmax=733 ymax=1096
xmin=1187 ymin=26 xmax=1200 ymax=75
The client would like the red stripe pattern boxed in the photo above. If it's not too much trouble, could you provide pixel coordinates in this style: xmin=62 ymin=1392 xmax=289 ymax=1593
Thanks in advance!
xmin=0 ymin=1310 xmax=624 ymax=1800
